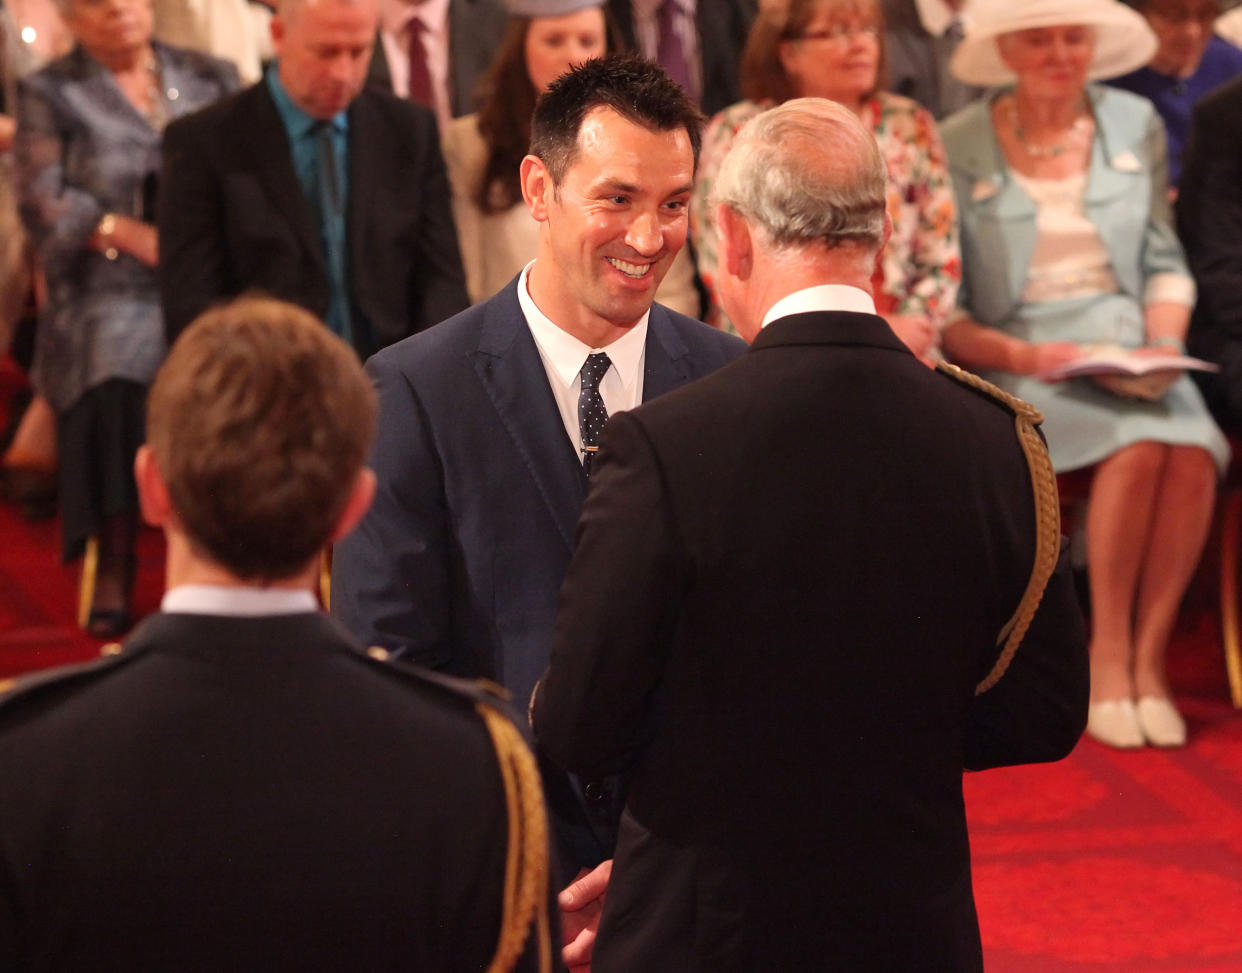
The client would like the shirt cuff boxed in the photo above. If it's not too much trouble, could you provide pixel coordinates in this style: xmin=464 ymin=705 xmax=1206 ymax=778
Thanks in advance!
xmin=1144 ymin=272 xmax=1196 ymax=308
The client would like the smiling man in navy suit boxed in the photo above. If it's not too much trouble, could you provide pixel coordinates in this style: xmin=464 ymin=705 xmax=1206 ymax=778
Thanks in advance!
xmin=331 ymin=53 xmax=744 ymax=896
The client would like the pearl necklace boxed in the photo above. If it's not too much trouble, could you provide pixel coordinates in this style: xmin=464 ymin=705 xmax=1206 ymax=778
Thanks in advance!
xmin=1008 ymin=99 xmax=1091 ymax=159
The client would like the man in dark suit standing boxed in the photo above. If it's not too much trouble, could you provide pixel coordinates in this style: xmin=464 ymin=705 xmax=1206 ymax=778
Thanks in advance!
xmin=0 ymin=297 xmax=552 ymax=969
xmin=882 ymin=0 xmax=981 ymax=119
xmin=368 ymin=0 xmax=509 ymax=123
xmin=607 ymin=0 xmax=756 ymax=115
xmin=1178 ymin=75 xmax=1242 ymax=431
xmin=158 ymin=0 xmax=468 ymax=361
xmin=533 ymin=97 xmax=1089 ymax=971
xmin=331 ymin=52 xmax=744 ymax=921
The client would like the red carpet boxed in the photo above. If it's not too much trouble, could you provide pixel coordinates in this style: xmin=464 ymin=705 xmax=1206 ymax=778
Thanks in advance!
xmin=2 ymin=356 xmax=1241 ymax=968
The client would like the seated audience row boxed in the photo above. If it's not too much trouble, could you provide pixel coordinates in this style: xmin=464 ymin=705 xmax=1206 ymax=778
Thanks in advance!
xmin=692 ymin=0 xmax=961 ymax=365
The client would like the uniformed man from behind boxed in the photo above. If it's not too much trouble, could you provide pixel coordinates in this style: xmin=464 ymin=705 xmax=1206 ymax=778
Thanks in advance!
xmin=0 ymin=297 xmax=554 ymax=971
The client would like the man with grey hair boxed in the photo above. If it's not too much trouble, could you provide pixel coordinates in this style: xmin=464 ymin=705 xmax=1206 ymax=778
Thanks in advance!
xmin=532 ymin=97 xmax=1089 ymax=969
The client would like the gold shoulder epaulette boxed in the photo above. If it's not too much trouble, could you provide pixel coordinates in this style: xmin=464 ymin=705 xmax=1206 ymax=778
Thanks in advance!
xmin=936 ymin=361 xmax=1062 ymax=695
xmin=474 ymin=700 xmax=552 ymax=973
xmin=0 ymin=643 xmax=139 ymax=712
xmin=937 ymin=360 xmax=1045 ymax=424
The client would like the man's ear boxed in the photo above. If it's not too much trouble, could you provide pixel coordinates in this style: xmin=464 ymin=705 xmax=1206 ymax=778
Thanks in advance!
xmin=875 ymin=210 xmax=893 ymax=279
xmin=521 ymin=155 xmax=553 ymax=222
xmin=269 ymin=14 xmax=285 ymax=57
xmin=330 ymin=468 xmax=377 ymax=543
xmin=717 ymin=203 xmax=753 ymax=280
xmin=134 ymin=445 xmax=172 ymax=529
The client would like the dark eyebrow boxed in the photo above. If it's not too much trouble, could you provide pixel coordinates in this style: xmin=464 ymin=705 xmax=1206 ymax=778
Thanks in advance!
xmin=593 ymin=180 xmax=641 ymax=196
xmin=589 ymin=179 xmax=694 ymax=199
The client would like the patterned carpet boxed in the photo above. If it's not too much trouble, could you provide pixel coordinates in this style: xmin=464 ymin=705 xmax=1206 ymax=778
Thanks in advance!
xmin=2 ymin=359 xmax=1241 ymax=969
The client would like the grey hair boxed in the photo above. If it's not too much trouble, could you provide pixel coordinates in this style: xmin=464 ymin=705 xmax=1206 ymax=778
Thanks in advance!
xmin=712 ymin=97 xmax=888 ymax=255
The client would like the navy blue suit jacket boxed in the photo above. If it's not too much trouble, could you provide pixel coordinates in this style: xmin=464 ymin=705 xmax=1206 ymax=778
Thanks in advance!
xmin=332 ymin=278 xmax=744 ymax=868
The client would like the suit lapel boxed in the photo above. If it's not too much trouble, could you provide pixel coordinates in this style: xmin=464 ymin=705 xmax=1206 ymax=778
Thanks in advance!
xmin=953 ymin=102 xmax=1038 ymax=309
xmin=641 ymin=305 xmax=693 ymax=401
xmin=472 ymin=286 xmax=587 ymax=551
xmin=247 ymin=84 xmax=324 ymax=268
xmin=367 ymin=32 xmax=393 ymax=92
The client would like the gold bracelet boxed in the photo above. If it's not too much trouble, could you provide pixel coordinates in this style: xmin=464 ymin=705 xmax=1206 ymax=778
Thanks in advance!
xmin=98 ymin=213 xmax=118 ymax=261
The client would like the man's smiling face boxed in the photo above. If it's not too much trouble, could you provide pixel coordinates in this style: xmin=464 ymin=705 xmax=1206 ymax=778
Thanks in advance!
xmin=530 ymin=106 xmax=695 ymax=339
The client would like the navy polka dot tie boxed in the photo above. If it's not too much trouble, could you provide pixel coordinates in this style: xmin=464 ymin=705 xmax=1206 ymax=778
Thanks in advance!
xmin=578 ymin=352 xmax=612 ymax=475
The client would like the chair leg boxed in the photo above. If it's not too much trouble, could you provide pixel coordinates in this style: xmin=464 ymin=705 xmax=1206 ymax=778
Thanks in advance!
xmin=1219 ymin=487 xmax=1242 ymax=708
xmin=77 ymin=535 xmax=98 ymax=630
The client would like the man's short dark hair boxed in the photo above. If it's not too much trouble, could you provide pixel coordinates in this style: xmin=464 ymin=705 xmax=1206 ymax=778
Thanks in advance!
xmin=147 ymin=297 xmax=377 ymax=582
xmin=529 ymin=53 xmax=705 ymax=184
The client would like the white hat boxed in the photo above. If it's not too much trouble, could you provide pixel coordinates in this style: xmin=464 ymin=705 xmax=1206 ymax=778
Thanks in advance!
xmin=949 ymin=0 xmax=1157 ymax=86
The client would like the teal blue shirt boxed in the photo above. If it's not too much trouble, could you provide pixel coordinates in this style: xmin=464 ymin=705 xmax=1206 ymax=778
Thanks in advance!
xmin=266 ymin=66 xmax=352 ymax=345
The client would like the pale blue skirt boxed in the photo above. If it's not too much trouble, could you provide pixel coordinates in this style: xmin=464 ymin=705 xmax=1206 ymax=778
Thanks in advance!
xmin=978 ymin=293 xmax=1230 ymax=474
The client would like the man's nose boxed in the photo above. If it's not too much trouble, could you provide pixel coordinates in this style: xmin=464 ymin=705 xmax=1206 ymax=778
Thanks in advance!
xmin=625 ymin=210 xmax=663 ymax=256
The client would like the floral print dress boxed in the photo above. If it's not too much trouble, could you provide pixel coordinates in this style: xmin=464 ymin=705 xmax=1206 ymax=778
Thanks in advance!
xmin=691 ymin=93 xmax=961 ymax=339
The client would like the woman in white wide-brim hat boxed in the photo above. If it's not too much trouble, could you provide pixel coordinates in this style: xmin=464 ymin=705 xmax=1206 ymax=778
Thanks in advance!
xmin=939 ymin=0 xmax=1229 ymax=750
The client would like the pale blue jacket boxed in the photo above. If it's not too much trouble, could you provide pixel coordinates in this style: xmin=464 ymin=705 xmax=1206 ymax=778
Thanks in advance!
xmin=941 ymin=84 xmax=1189 ymax=328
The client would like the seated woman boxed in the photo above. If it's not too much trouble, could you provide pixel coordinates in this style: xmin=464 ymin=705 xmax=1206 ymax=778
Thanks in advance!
xmin=441 ymin=0 xmax=701 ymax=317
xmin=691 ymin=0 xmax=960 ymax=361
xmin=941 ymin=0 xmax=1228 ymax=748
xmin=1107 ymin=0 xmax=1242 ymax=189
xmin=15 ymin=0 xmax=237 ymax=636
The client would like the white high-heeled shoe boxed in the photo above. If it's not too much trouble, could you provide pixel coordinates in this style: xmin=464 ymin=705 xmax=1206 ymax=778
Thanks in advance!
xmin=1086 ymin=698 xmax=1145 ymax=749
xmin=1136 ymin=696 xmax=1187 ymax=748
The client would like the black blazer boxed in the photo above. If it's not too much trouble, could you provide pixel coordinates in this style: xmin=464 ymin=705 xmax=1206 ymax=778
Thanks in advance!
xmin=534 ymin=311 xmax=1089 ymax=971
xmin=331 ymin=278 xmax=745 ymax=872
xmin=607 ymin=0 xmax=756 ymax=116
xmin=159 ymin=81 xmax=468 ymax=358
xmin=1178 ymin=75 xmax=1242 ymax=430
xmin=0 ymin=611 xmax=553 ymax=970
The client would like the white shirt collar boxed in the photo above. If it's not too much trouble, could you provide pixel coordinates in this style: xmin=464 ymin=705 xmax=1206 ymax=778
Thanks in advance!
xmin=762 ymin=284 xmax=876 ymax=329
xmin=516 ymin=261 xmax=649 ymax=393
xmin=914 ymin=0 xmax=967 ymax=37
xmin=161 ymin=585 xmax=319 ymax=616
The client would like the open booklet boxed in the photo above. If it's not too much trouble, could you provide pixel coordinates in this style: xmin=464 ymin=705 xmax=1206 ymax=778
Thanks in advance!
xmin=1035 ymin=347 xmax=1220 ymax=382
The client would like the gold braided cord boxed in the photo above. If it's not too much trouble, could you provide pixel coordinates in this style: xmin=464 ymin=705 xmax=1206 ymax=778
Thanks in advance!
xmin=77 ymin=535 xmax=99 ymax=630
xmin=936 ymin=363 xmax=1063 ymax=695
xmin=476 ymin=702 xmax=552 ymax=973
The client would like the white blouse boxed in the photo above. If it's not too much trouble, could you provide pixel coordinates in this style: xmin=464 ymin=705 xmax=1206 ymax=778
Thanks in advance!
xmin=1011 ymin=169 xmax=1194 ymax=308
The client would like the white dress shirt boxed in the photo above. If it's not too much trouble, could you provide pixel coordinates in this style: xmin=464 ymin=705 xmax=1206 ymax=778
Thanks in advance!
xmin=517 ymin=261 xmax=648 ymax=459
xmin=162 ymin=585 xmax=319 ymax=616
xmin=913 ymin=0 xmax=970 ymax=37
xmin=762 ymin=284 xmax=877 ymax=329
